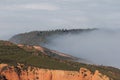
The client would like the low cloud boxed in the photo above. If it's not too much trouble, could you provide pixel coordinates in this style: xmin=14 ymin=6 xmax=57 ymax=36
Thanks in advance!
xmin=0 ymin=3 xmax=59 ymax=11
xmin=44 ymin=29 xmax=120 ymax=68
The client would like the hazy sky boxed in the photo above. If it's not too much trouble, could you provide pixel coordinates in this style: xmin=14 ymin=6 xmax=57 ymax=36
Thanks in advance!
xmin=0 ymin=0 xmax=120 ymax=39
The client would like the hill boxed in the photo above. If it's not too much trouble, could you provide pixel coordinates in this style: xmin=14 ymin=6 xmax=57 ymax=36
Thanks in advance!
xmin=0 ymin=40 xmax=78 ymax=70
xmin=0 ymin=40 xmax=120 ymax=80
xmin=9 ymin=28 xmax=97 ymax=45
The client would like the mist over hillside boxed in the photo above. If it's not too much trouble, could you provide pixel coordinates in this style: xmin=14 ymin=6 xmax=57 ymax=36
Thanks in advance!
xmin=9 ymin=28 xmax=120 ymax=68
xmin=43 ymin=29 xmax=120 ymax=68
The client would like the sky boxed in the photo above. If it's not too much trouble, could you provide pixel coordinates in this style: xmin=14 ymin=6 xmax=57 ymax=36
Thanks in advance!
xmin=0 ymin=0 xmax=120 ymax=39
xmin=0 ymin=0 xmax=120 ymax=68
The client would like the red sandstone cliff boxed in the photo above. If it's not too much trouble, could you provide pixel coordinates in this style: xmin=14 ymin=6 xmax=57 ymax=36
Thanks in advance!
xmin=0 ymin=63 xmax=111 ymax=80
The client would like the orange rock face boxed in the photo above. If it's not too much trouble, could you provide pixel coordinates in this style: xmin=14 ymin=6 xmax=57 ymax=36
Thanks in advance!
xmin=0 ymin=64 xmax=110 ymax=80
xmin=0 ymin=66 xmax=19 ymax=80
xmin=0 ymin=64 xmax=8 ymax=72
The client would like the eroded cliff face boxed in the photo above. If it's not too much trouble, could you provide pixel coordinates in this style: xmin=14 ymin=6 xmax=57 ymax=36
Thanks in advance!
xmin=0 ymin=63 xmax=111 ymax=80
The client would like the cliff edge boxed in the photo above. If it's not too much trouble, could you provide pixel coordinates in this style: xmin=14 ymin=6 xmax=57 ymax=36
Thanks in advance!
xmin=0 ymin=63 xmax=111 ymax=80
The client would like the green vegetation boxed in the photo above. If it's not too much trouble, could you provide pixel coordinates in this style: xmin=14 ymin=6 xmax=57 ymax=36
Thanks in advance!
xmin=9 ymin=28 xmax=97 ymax=45
xmin=0 ymin=40 xmax=120 ymax=80
xmin=0 ymin=40 xmax=76 ymax=70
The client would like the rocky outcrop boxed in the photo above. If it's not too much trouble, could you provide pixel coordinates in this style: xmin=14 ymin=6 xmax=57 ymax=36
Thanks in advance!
xmin=17 ymin=44 xmax=78 ymax=61
xmin=0 ymin=63 xmax=111 ymax=80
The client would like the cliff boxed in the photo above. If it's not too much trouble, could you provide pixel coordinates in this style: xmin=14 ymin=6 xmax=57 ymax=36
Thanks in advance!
xmin=0 ymin=63 xmax=110 ymax=80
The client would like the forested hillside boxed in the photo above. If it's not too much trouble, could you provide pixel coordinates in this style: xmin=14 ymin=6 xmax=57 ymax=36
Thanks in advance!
xmin=9 ymin=28 xmax=96 ymax=45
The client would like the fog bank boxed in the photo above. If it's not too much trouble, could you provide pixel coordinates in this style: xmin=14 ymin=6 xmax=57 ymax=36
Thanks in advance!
xmin=44 ymin=29 xmax=120 ymax=68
